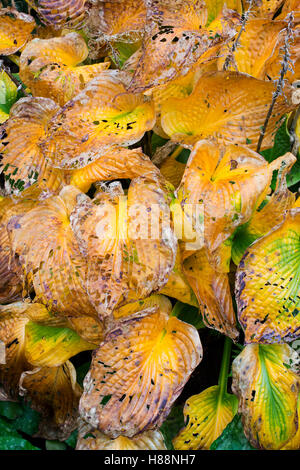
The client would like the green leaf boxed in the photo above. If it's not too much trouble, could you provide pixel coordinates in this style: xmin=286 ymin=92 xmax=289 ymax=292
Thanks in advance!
xmin=160 ymin=406 xmax=185 ymax=450
xmin=0 ymin=416 xmax=40 ymax=450
xmin=76 ymin=361 xmax=91 ymax=387
xmin=0 ymin=71 xmax=18 ymax=114
xmin=151 ymin=132 xmax=168 ymax=154
xmin=65 ymin=429 xmax=78 ymax=449
xmin=171 ymin=301 xmax=205 ymax=329
xmin=46 ymin=440 xmax=67 ymax=450
xmin=12 ymin=402 xmax=40 ymax=436
xmin=210 ymin=414 xmax=255 ymax=450
xmin=0 ymin=401 xmax=23 ymax=420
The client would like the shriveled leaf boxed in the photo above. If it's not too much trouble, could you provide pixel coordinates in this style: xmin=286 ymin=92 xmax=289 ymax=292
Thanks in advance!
xmin=24 ymin=322 xmax=96 ymax=367
xmin=79 ymin=307 xmax=202 ymax=437
xmin=26 ymin=0 xmax=86 ymax=29
xmin=20 ymin=33 xmax=110 ymax=106
xmin=232 ymin=343 xmax=300 ymax=450
xmin=173 ymin=385 xmax=238 ymax=450
xmin=0 ymin=8 xmax=35 ymax=55
xmin=161 ymin=71 xmax=298 ymax=150
xmin=42 ymin=70 xmax=156 ymax=169
xmin=8 ymin=186 xmax=97 ymax=318
xmin=183 ymin=250 xmax=238 ymax=340
xmin=71 ymin=178 xmax=176 ymax=318
xmin=69 ymin=147 xmax=161 ymax=192
xmin=76 ymin=425 xmax=166 ymax=450
xmin=0 ymin=97 xmax=64 ymax=196
xmin=19 ymin=361 xmax=81 ymax=441
xmin=236 ymin=208 xmax=300 ymax=344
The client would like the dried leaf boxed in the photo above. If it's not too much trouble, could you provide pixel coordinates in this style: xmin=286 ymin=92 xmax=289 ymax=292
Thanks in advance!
xmin=0 ymin=97 xmax=64 ymax=196
xmin=79 ymin=306 xmax=202 ymax=437
xmin=232 ymin=343 xmax=300 ymax=449
xmin=26 ymin=0 xmax=86 ymax=29
xmin=20 ymin=33 xmax=110 ymax=106
xmin=42 ymin=70 xmax=156 ymax=169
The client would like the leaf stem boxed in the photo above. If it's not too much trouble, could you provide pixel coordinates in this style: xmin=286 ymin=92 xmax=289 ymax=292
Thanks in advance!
xmin=218 ymin=336 xmax=232 ymax=398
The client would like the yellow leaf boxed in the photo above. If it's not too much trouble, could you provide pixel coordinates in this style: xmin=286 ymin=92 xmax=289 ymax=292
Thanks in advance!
xmin=76 ymin=426 xmax=166 ymax=450
xmin=0 ymin=96 xmax=64 ymax=196
xmin=69 ymin=147 xmax=161 ymax=193
xmin=161 ymin=71 xmax=297 ymax=150
xmin=20 ymin=33 xmax=110 ymax=106
xmin=79 ymin=306 xmax=202 ymax=437
xmin=24 ymin=322 xmax=96 ymax=367
xmin=71 ymin=178 xmax=176 ymax=319
xmin=183 ymin=249 xmax=238 ymax=340
xmin=25 ymin=0 xmax=86 ymax=29
xmin=114 ymin=294 xmax=172 ymax=319
xmin=42 ymin=70 xmax=156 ymax=169
xmin=20 ymin=361 xmax=81 ymax=440
xmin=8 ymin=186 xmax=97 ymax=318
xmin=173 ymin=385 xmax=238 ymax=449
xmin=0 ymin=8 xmax=35 ymax=55
xmin=232 ymin=343 xmax=300 ymax=449
xmin=281 ymin=395 xmax=300 ymax=450
xmin=236 ymin=208 xmax=300 ymax=344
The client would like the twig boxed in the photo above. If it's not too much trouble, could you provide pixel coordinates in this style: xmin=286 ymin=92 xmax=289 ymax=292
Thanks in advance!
xmin=223 ymin=0 xmax=253 ymax=71
xmin=256 ymin=13 xmax=294 ymax=153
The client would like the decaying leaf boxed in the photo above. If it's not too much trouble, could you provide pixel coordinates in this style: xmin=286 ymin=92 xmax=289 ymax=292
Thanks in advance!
xmin=42 ymin=70 xmax=156 ymax=169
xmin=76 ymin=424 xmax=166 ymax=450
xmin=8 ymin=186 xmax=97 ymax=318
xmin=0 ymin=97 xmax=64 ymax=196
xmin=19 ymin=361 xmax=82 ymax=440
xmin=71 ymin=177 xmax=176 ymax=318
xmin=232 ymin=343 xmax=300 ymax=450
xmin=176 ymin=141 xmax=291 ymax=270
xmin=0 ymin=8 xmax=35 ymax=55
xmin=0 ymin=302 xmax=58 ymax=399
xmin=183 ymin=250 xmax=238 ymax=340
xmin=236 ymin=208 xmax=300 ymax=344
xmin=26 ymin=0 xmax=87 ymax=29
xmin=173 ymin=385 xmax=238 ymax=449
xmin=20 ymin=33 xmax=110 ymax=106
xmin=79 ymin=306 xmax=202 ymax=437
xmin=24 ymin=322 xmax=97 ymax=367
xmin=114 ymin=293 xmax=172 ymax=319
xmin=69 ymin=147 xmax=161 ymax=192
xmin=161 ymin=71 xmax=298 ymax=150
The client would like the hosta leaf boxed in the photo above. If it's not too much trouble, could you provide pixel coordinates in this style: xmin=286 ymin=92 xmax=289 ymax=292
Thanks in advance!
xmin=114 ymin=294 xmax=172 ymax=319
xmin=0 ymin=302 xmax=56 ymax=399
xmin=42 ymin=70 xmax=156 ymax=169
xmin=8 ymin=186 xmax=97 ymax=318
xmin=236 ymin=208 xmax=300 ymax=344
xmin=159 ymin=405 xmax=185 ymax=449
xmin=0 ymin=416 xmax=39 ymax=450
xmin=19 ymin=361 xmax=82 ymax=441
xmin=76 ymin=426 xmax=166 ymax=450
xmin=176 ymin=141 xmax=293 ymax=268
xmin=232 ymin=343 xmax=300 ymax=450
xmin=183 ymin=250 xmax=238 ymax=340
xmin=281 ymin=395 xmax=300 ymax=450
xmin=25 ymin=0 xmax=86 ymax=28
xmin=0 ymin=71 xmax=18 ymax=115
xmin=210 ymin=414 xmax=255 ymax=450
xmin=24 ymin=322 xmax=96 ymax=367
xmin=66 ymin=315 xmax=104 ymax=344
xmin=79 ymin=307 xmax=202 ymax=437
xmin=218 ymin=19 xmax=287 ymax=79
xmin=128 ymin=0 xmax=225 ymax=92
xmin=204 ymin=0 xmax=242 ymax=24
xmin=0 ymin=195 xmax=37 ymax=304
xmin=161 ymin=71 xmax=298 ymax=150
xmin=71 ymin=178 xmax=176 ymax=318
xmin=0 ymin=8 xmax=35 ymax=55
xmin=0 ymin=97 xmax=64 ymax=196
xmin=173 ymin=385 xmax=238 ymax=450
xmin=69 ymin=147 xmax=161 ymax=193
xmin=231 ymin=152 xmax=296 ymax=266
xmin=20 ymin=33 xmax=110 ymax=106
